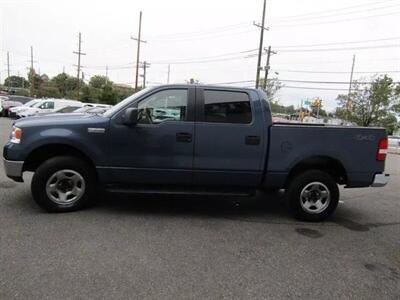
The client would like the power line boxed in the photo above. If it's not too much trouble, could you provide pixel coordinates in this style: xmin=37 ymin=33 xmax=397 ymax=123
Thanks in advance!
xmin=282 ymin=85 xmax=348 ymax=91
xmin=151 ymin=48 xmax=257 ymax=63
xmin=152 ymin=55 xmax=255 ymax=65
xmin=278 ymin=79 xmax=400 ymax=84
xmin=210 ymin=80 xmax=255 ymax=85
xmin=274 ymin=57 xmax=400 ymax=65
xmin=273 ymin=1 xmax=400 ymax=23
xmin=270 ymin=0 xmax=397 ymax=20
xmin=210 ymin=79 xmax=400 ymax=86
xmin=276 ymin=44 xmax=400 ymax=53
xmin=146 ymin=22 xmax=250 ymax=39
xmin=148 ymin=29 xmax=255 ymax=43
xmin=273 ymin=69 xmax=400 ymax=74
xmin=274 ymin=36 xmax=400 ymax=49
xmin=272 ymin=10 xmax=400 ymax=28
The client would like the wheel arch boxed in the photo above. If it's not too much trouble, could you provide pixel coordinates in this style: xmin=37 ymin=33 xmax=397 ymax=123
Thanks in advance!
xmin=285 ymin=155 xmax=347 ymax=187
xmin=23 ymin=143 xmax=97 ymax=175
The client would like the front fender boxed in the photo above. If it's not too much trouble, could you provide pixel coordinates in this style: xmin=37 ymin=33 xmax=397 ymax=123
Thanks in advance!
xmin=7 ymin=127 xmax=107 ymax=166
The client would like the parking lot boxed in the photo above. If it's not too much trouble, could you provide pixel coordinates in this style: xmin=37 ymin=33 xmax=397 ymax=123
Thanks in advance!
xmin=0 ymin=117 xmax=399 ymax=299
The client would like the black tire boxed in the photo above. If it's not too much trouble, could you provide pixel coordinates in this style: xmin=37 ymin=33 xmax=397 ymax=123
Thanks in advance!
xmin=286 ymin=169 xmax=339 ymax=222
xmin=31 ymin=156 xmax=96 ymax=212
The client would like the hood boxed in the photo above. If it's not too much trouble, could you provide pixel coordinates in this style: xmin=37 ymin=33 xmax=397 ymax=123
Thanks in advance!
xmin=9 ymin=106 xmax=25 ymax=112
xmin=15 ymin=113 xmax=109 ymax=128
xmin=19 ymin=107 xmax=40 ymax=115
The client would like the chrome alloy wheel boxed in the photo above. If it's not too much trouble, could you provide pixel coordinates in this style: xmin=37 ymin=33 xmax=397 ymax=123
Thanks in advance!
xmin=300 ymin=182 xmax=331 ymax=214
xmin=46 ymin=169 xmax=86 ymax=205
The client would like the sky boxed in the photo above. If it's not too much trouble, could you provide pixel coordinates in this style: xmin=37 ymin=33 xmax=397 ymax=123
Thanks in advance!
xmin=0 ymin=0 xmax=399 ymax=111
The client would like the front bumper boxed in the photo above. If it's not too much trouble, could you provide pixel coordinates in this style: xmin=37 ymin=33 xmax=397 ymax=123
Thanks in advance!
xmin=371 ymin=173 xmax=390 ymax=187
xmin=3 ymin=159 xmax=24 ymax=181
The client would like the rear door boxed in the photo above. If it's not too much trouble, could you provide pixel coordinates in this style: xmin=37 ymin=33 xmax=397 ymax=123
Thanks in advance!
xmin=193 ymin=87 xmax=265 ymax=187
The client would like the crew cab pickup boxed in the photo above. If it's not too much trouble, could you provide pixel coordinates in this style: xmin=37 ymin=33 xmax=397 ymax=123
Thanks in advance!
xmin=3 ymin=85 xmax=390 ymax=221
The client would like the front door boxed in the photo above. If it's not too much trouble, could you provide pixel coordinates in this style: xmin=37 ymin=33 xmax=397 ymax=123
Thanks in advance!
xmin=107 ymin=87 xmax=195 ymax=185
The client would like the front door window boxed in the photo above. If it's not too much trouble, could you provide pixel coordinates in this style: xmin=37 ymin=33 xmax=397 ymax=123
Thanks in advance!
xmin=138 ymin=89 xmax=188 ymax=124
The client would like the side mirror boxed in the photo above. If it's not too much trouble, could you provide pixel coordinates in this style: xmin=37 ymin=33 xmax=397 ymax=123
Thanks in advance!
xmin=122 ymin=107 xmax=138 ymax=126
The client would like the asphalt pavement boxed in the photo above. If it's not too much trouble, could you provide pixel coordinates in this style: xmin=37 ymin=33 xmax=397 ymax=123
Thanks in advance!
xmin=0 ymin=117 xmax=399 ymax=299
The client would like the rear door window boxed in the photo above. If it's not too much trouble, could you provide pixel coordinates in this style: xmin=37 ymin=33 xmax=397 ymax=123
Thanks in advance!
xmin=204 ymin=90 xmax=252 ymax=124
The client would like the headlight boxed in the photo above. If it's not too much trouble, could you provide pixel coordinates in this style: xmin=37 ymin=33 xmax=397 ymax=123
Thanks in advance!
xmin=10 ymin=127 xmax=23 ymax=144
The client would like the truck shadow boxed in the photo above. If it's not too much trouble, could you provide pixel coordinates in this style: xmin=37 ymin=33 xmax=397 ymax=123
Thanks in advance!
xmin=94 ymin=191 xmax=294 ymax=223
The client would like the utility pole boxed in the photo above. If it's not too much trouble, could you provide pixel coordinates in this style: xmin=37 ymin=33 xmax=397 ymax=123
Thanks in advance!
xmin=140 ymin=61 xmax=150 ymax=89
xmin=73 ymin=32 xmax=86 ymax=100
xmin=30 ymin=46 xmax=35 ymax=97
xmin=167 ymin=64 xmax=170 ymax=84
xmin=263 ymin=46 xmax=277 ymax=90
xmin=254 ymin=0 xmax=268 ymax=89
xmin=7 ymin=51 xmax=10 ymax=78
xmin=347 ymin=54 xmax=356 ymax=113
xmin=6 ymin=51 xmax=10 ymax=90
xmin=131 ymin=11 xmax=146 ymax=91
xmin=300 ymin=99 xmax=304 ymax=122
xmin=105 ymin=65 xmax=109 ymax=79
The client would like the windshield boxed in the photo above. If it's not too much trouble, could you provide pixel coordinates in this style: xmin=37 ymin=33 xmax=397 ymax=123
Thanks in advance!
xmin=23 ymin=100 xmax=37 ymax=107
xmin=31 ymin=101 xmax=45 ymax=108
xmin=74 ymin=106 xmax=91 ymax=113
xmin=103 ymin=87 xmax=153 ymax=117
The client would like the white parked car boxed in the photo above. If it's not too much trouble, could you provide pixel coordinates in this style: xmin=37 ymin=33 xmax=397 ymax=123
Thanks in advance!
xmin=388 ymin=136 xmax=400 ymax=153
xmin=8 ymin=99 xmax=42 ymax=118
xmin=17 ymin=99 xmax=82 ymax=118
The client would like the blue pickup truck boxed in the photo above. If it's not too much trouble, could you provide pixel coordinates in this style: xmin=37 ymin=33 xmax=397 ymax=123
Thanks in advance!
xmin=3 ymin=85 xmax=390 ymax=221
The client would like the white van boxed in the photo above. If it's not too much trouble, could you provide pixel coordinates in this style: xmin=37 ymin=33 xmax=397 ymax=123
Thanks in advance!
xmin=17 ymin=99 xmax=82 ymax=118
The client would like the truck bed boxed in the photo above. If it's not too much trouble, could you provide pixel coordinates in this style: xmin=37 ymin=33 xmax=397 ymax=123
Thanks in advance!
xmin=265 ymin=123 xmax=387 ymax=188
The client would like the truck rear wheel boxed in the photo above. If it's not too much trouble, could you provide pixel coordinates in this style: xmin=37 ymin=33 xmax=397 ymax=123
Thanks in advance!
xmin=31 ymin=156 xmax=96 ymax=212
xmin=286 ymin=170 xmax=339 ymax=222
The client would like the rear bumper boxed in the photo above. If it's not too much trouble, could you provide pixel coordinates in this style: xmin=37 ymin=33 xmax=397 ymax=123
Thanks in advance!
xmin=371 ymin=173 xmax=390 ymax=187
xmin=3 ymin=159 xmax=24 ymax=182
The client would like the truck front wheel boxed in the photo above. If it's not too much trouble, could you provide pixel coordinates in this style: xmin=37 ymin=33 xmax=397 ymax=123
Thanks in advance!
xmin=31 ymin=156 xmax=96 ymax=212
xmin=286 ymin=170 xmax=339 ymax=222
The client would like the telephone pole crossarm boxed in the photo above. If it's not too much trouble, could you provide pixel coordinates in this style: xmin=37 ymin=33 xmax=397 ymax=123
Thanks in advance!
xmin=253 ymin=21 xmax=269 ymax=31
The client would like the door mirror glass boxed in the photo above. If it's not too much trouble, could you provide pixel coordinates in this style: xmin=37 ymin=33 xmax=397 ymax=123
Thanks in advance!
xmin=122 ymin=107 xmax=138 ymax=125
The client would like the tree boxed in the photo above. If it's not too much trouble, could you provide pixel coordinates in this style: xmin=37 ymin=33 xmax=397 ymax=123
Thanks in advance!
xmin=336 ymin=75 xmax=400 ymax=133
xmin=185 ymin=78 xmax=200 ymax=84
xmin=99 ymin=82 xmax=118 ymax=105
xmin=259 ymin=77 xmax=283 ymax=102
xmin=65 ymin=77 xmax=80 ymax=92
xmin=4 ymin=76 xmax=29 ymax=88
xmin=269 ymin=101 xmax=296 ymax=115
xmin=89 ymin=75 xmax=108 ymax=89
xmin=50 ymin=73 xmax=69 ymax=96
xmin=38 ymin=82 xmax=62 ymax=98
